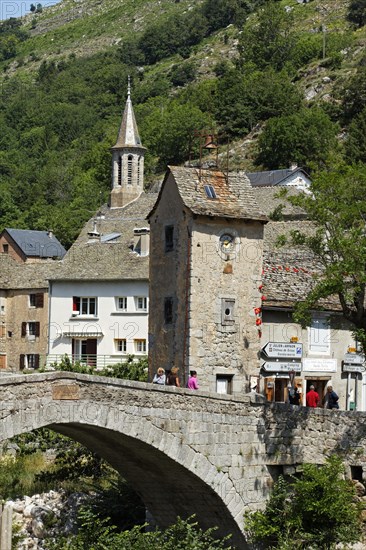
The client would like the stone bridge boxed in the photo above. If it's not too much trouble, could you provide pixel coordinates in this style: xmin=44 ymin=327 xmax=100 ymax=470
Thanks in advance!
xmin=1 ymin=372 xmax=366 ymax=548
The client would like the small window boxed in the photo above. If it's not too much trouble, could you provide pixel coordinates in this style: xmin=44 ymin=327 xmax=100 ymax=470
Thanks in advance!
xmin=118 ymin=156 xmax=122 ymax=186
xmin=26 ymin=354 xmax=40 ymax=369
xmin=135 ymin=296 xmax=147 ymax=311
xmin=21 ymin=322 xmax=40 ymax=339
xmin=134 ymin=339 xmax=146 ymax=353
xmin=204 ymin=185 xmax=217 ymax=199
xmin=73 ymin=297 xmax=97 ymax=316
xmin=3 ymin=244 xmax=8 ymax=254
xmin=30 ymin=293 xmax=44 ymax=308
xmin=115 ymin=339 xmax=127 ymax=353
xmin=221 ymin=298 xmax=235 ymax=325
xmin=164 ymin=297 xmax=173 ymax=325
xmin=216 ymin=375 xmax=233 ymax=395
xmin=117 ymin=297 xmax=127 ymax=311
xmin=165 ymin=226 xmax=174 ymax=252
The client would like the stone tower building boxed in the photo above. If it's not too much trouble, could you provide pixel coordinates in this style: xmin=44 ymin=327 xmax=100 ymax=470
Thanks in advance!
xmin=148 ymin=166 xmax=268 ymax=394
xmin=110 ymin=81 xmax=146 ymax=208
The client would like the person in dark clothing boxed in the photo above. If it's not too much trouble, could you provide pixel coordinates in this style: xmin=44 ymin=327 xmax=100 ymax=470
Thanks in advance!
xmin=326 ymin=385 xmax=339 ymax=409
xmin=288 ymin=384 xmax=301 ymax=405
xmin=166 ymin=367 xmax=180 ymax=387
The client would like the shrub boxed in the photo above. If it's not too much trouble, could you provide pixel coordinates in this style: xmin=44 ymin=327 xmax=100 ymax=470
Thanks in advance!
xmin=244 ymin=456 xmax=362 ymax=549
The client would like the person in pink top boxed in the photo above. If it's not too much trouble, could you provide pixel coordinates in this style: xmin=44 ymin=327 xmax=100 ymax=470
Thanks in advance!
xmin=306 ymin=385 xmax=320 ymax=408
xmin=187 ymin=371 xmax=199 ymax=390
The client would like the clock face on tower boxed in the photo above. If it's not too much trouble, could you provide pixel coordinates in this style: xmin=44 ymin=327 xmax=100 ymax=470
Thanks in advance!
xmin=220 ymin=233 xmax=235 ymax=253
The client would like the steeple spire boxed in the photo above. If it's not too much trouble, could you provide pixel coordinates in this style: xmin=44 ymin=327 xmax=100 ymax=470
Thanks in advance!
xmin=110 ymin=79 xmax=146 ymax=208
xmin=112 ymin=76 xmax=143 ymax=150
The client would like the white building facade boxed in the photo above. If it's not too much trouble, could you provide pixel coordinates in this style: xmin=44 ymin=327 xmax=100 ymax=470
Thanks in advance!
xmin=48 ymin=280 xmax=149 ymax=367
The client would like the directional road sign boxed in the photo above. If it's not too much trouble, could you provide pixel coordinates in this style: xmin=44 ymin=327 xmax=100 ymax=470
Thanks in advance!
xmin=262 ymin=342 xmax=303 ymax=359
xmin=343 ymin=353 xmax=365 ymax=365
xmin=262 ymin=362 xmax=302 ymax=373
xmin=342 ymin=364 xmax=366 ymax=374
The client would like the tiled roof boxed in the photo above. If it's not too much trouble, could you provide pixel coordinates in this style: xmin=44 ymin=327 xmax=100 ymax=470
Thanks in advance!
xmin=5 ymin=229 xmax=66 ymax=259
xmin=51 ymin=192 xmax=157 ymax=281
xmin=247 ymin=167 xmax=309 ymax=187
xmin=150 ymin=166 xmax=268 ymax=222
xmin=252 ymin=187 xmax=307 ymax=219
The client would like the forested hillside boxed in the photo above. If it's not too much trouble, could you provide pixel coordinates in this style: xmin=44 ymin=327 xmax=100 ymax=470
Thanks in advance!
xmin=0 ymin=0 xmax=365 ymax=247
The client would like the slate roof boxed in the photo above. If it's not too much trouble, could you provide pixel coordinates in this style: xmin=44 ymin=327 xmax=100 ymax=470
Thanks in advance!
xmin=0 ymin=254 xmax=62 ymax=289
xmin=149 ymin=166 xmax=267 ymax=222
xmin=247 ymin=167 xmax=310 ymax=187
xmin=51 ymin=192 xmax=157 ymax=281
xmin=262 ymin=221 xmax=339 ymax=310
xmin=252 ymin=187 xmax=307 ymax=219
xmin=112 ymin=90 xmax=145 ymax=150
xmin=4 ymin=229 xmax=66 ymax=259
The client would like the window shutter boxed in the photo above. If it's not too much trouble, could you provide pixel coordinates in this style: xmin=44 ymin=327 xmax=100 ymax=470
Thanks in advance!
xmin=35 ymin=293 xmax=44 ymax=308
xmin=35 ymin=322 xmax=40 ymax=337
xmin=21 ymin=322 xmax=27 ymax=337
xmin=20 ymin=354 xmax=25 ymax=369
xmin=35 ymin=354 xmax=40 ymax=368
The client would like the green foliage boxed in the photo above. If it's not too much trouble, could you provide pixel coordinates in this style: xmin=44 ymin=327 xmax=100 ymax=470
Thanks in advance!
xmin=215 ymin=68 xmax=302 ymax=137
xmin=285 ymin=163 xmax=366 ymax=351
xmin=341 ymin=64 xmax=366 ymax=122
xmin=347 ymin=0 xmax=366 ymax=28
xmin=170 ymin=61 xmax=197 ymax=87
xmin=47 ymin=353 xmax=148 ymax=382
xmin=245 ymin=456 xmax=362 ymax=549
xmin=256 ymin=107 xmax=337 ymax=169
xmin=0 ymin=452 xmax=50 ymax=499
xmin=238 ymin=2 xmax=297 ymax=72
xmin=47 ymin=511 xmax=232 ymax=550
xmin=345 ymin=107 xmax=366 ymax=163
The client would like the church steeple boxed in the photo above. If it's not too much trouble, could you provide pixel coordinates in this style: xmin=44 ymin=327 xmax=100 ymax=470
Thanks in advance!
xmin=110 ymin=78 xmax=146 ymax=208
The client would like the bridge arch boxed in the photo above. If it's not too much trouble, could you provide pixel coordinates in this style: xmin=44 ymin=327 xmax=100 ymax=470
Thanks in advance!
xmin=0 ymin=373 xmax=249 ymax=548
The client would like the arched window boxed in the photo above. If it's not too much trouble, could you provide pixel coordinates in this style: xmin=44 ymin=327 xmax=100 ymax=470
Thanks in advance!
xmin=127 ymin=155 xmax=133 ymax=186
xmin=118 ymin=156 xmax=122 ymax=186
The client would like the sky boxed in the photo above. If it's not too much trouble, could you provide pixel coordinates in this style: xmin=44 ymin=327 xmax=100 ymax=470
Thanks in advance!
xmin=0 ymin=0 xmax=61 ymax=20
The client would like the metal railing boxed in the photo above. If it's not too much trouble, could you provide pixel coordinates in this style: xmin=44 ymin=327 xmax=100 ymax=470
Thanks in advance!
xmin=45 ymin=354 xmax=146 ymax=370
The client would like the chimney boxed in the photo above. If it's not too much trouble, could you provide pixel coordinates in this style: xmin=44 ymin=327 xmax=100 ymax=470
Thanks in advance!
xmin=133 ymin=227 xmax=150 ymax=256
xmin=290 ymin=163 xmax=298 ymax=171
xmin=47 ymin=230 xmax=53 ymax=239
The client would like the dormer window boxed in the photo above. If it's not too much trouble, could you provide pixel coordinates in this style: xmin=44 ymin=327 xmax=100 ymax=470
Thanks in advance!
xmin=204 ymin=185 xmax=217 ymax=199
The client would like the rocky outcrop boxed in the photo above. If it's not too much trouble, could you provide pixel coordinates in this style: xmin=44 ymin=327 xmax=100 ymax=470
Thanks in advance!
xmin=8 ymin=490 xmax=89 ymax=549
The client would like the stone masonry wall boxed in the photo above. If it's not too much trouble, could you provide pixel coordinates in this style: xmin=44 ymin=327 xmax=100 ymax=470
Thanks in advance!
xmin=1 ymin=374 xmax=366 ymax=547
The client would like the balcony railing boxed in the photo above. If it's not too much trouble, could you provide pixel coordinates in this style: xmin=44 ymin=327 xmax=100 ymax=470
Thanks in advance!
xmin=44 ymin=354 xmax=146 ymax=370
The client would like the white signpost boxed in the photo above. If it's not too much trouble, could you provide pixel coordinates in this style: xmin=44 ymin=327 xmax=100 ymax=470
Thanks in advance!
xmin=342 ymin=364 xmax=365 ymax=374
xmin=343 ymin=353 xmax=365 ymax=365
xmin=262 ymin=342 xmax=303 ymax=359
xmin=262 ymin=362 xmax=302 ymax=373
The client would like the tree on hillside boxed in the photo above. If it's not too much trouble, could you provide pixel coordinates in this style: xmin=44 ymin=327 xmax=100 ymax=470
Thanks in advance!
xmin=256 ymin=107 xmax=337 ymax=169
xmin=286 ymin=164 xmax=366 ymax=352
xmin=345 ymin=108 xmax=366 ymax=164
xmin=347 ymin=0 xmax=366 ymax=28
xmin=238 ymin=1 xmax=296 ymax=71
xmin=244 ymin=456 xmax=362 ymax=549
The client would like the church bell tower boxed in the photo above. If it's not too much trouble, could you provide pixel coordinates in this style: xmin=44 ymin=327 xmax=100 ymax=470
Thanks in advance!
xmin=110 ymin=78 xmax=146 ymax=208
